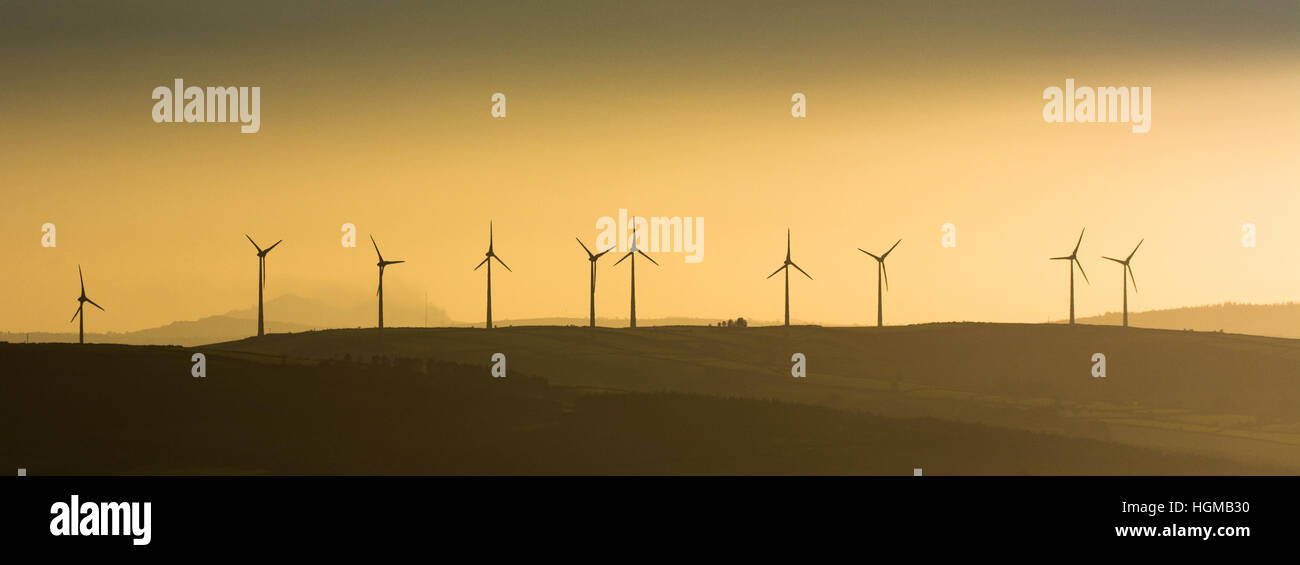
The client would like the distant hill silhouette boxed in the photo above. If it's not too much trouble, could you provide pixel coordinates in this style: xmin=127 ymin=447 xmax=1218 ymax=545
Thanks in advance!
xmin=8 ymin=299 xmax=1295 ymax=346
xmin=0 ymin=295 xmax=770 ymax=344
xmin=1071 ymin=302 xmax=1300 ymax=338
xmin=465 ymin=316 xmax=753 ymax=328
xmin=0 ymin=316 xmax=314 ymax=347
xmin=222 ymin=294 xmax=453 ymax=329
xmin=209 ymin=323 xmax=1300 ymax=472
xmin=3 ymin=341 xmax=1278 ymax=475
xmin=1 ymin=294 xmax=453 ymax=346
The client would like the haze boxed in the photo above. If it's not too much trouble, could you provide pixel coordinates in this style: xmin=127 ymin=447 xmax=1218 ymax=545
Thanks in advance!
xmin=2 ymin=1 xmax=1296 ymax=333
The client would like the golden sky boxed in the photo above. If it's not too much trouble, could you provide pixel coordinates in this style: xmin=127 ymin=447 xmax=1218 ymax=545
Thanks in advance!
xmin=2 ymin=1 xmax=1297 ymax=332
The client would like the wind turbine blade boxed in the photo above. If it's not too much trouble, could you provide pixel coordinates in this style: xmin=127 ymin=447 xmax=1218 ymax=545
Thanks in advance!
xmin=766 ymin=264 xmax=786 ymax=279
xmin=613 ymin=252 xmax=633 ymax=267
xmin=70 ymin=305 xmax=82 ymax=323
xmin=593 ymin=249 xmax=612 ymax=260
xmin=790 ymin=262 xmax=813 ymax=280
xmin=265 ymin=240 xmax=283 ymax=254
xmin=474 ymin=257 xmax=490 ymax=271
xmin=576 ymin=237 xmax=594 ymax=258
xmin=1102 ymin=256 xmax=1125 ymax=264
xmin=1127 ymin=238 xmax=1144 ymax=261
xmin=245 ymin=234 xmax=262 ymax=253
xmin=1127 ymin=264 xmax=1138 ymax=293
xmin=786 ymin=229 xmax=791 ymax=261
xmin=1072 ymin=228 xmax=1085 ymax=255
xmin=388 ymin=260 xmax=405 ymax=265
xmin=493 ymin=255 xmax=512 ymax=272
xmin=882 ymin=263 xmax=890 ymax=290
xmin=637 ymin=250 xmax=659 ymax=266
xmin=882 ymin=239 xmax=901 ymax=259
xmin=79 ymin=265 xmax=84 ymax=294
xmin=86 ymin=298 xmax=104 ymax=311
xmin=370 ymin=235 xmax=383 ymax=261
xmin=859 ymin=249 xmax=881 ymax=261
xmin=1074 ymin=257 xmax=1090 ymax=284
xmin=489 ymin=221 xmax=494 ymax=251
xmin=1049 ymin=256 xmax=1071 ymax=261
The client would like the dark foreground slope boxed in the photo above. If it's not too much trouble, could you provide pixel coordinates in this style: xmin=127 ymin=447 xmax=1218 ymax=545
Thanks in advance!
xmin=0 ymin=343 xmax=1273 ymax=475
xmin=206 ymin=323 xmax=1300 ymax=470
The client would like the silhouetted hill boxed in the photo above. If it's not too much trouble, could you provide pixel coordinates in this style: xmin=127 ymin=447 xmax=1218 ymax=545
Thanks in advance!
xmin=465 ymin=316 xmax=748 ymax=328
xmin=0 ymin=294 xmax=453 ymax=346
xmin=222 ymin=294 xmax=453 ymax=329
xmin=1072 ymin=302 xmax=1300 ymax=338
xmin=207 ymin=323 xmax=1300 ymax=471
xmin=1 ymin=297 xmax=763 ymax=345
xmin=0 ymin=316 xmax=313 ymax=347
xmin=1 ymin=342 xmax=1275 ymax=475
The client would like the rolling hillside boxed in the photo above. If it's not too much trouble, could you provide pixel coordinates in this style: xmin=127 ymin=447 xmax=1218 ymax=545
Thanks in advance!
xmin=206 ymin=323 xmax=1300 ymax=471
xmin=1 ymin=340 xmax=1280 ymax=475
xmin=1073 ymin=302 xmax=1300 ymax=338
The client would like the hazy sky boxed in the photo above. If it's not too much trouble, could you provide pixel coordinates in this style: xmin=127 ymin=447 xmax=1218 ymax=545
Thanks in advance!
xmin=2 ymin=1 xmax=1297 ymax=331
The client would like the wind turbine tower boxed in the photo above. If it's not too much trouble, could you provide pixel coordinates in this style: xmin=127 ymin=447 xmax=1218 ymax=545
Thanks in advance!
xmin=474 ymin=222 xmax=511 ymax=329
xmin=577 ymin=237 xmax=613 ymax=328
xmin=245 ymin=235 xmax=282 ymax=337
xmin=858 ymin=239 xmax=900 ymax=327
xmin=1103 ymin=239 xmax=1143 ymax=327
xmin=371 ymin=235 xmax=405 ymax=330
xmin=69 ymin=265 xmax=103 ymax=345
xmin=612 ymin=217 xmax=658 ymax=328
xmin=766 ymin=229 xmax=813 ymax=327
xmin=1050 ymin=228 xmax=1090 ymax=325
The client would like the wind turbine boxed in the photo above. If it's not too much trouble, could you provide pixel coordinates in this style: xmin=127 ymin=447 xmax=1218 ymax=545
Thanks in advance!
xmin=577 ymin=237 xmax=613 ymax=328
xmin=245 ymin=235 xmax=282 ymax=337
xmin=858 ymin=239 xmax=901 ymax=327
xmin=1050 ymin=228 xmax=1090 ymax=325
xmin=1103 ymin=239 xmax=1143 ymax=327
xmin=474 ymin=222 xmax=511 ymax=329
xmin=766 ymin=229 xmax=813 ymax=327
xmin=70 ymin=265 xmax=103 ymax=345
xmin=371 ymin=235 xmax=404 ymax=330
xmin=612 ymin=217 xmax=658 ymax=328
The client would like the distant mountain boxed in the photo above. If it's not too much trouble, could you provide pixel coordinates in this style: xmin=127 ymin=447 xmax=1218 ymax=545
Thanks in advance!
xmin=0 ymin=316 xmax=315 ymax=347
xmin=2 ymin=293 xmax=764 ymax=346
xmin=222 ymin=294 xmax=452 ymax=329
xmin=1 ymin=294 xmax=454 ymax=347
xmin=14 ymin=299 xmax=1292 ymax=346
xmin=1073 ymin=302 xmax=1300 ymax=338
xmin=464 ymin=316 xmax=741 ymax=328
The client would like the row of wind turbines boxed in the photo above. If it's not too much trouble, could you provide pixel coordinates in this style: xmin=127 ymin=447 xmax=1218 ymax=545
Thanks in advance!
xmin=65 ymin=224 xmax=1143 ymax=343
xmin=764 ymin=230 xmax=899 ymax=327
xmin=763 ymin=227 xmax=1143 ymax=329
xmin=370 ymin=220 xmax=656 ymax=331
xmin=1052 ymin=228 xmax=1143 ymax=327
xmin=240 ymin=221 xmax=656 ymax=336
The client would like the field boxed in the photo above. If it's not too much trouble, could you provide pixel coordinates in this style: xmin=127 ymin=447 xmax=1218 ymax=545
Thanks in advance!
xmin=4 ymin=323 xmax=1299 ymax=474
